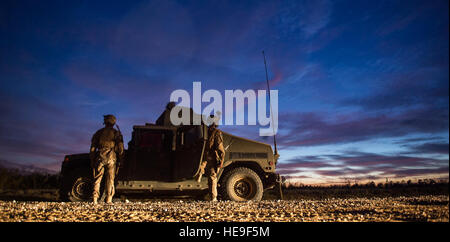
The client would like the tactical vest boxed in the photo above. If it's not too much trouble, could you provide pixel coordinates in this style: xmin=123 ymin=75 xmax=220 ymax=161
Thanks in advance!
xmin=207 ymin=128 xmax=220 ymax=150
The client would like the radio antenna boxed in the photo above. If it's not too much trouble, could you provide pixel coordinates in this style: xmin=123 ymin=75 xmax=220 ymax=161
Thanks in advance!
xmin=262 ymin=51 xmax=278 ymax=155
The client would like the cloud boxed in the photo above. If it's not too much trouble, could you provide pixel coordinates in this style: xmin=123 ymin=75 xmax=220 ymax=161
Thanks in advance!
xmin=315 ymin=168 xmax=372 ymax=177
xmin=283 ymin=175 xmax=311 ymax=180
xmin=110 ymin=0 xmax=197 ymax=64
xmin=340 ymin=29 xmax=449 ymax=111
xmin=278 ymin=157 xmax=337 ymax=170
xmin=281 ymin=151 xmax=447 ymax=169
xmin=63 ymin=55 xmax=175 ymax=108
xmin=278 ymin=150 xmax=448 ymax=181
xmin=393 ymin=136 xmax=445 ymax=144
xmin=327 ymin=151 xmax=446 ymax=167
xmin=0 ymin=91 xmax=96 ymax=164
xmin=298 ymin=25 xmax=346 ymax=53
xmin=341 ymin=70 xmax=449 ymax=111
xmin=406 ymin=142 xmax=450 ymax=155
xmin=277 ymin=169 xmax=304 ymax=175
xmin=252 ymin=70 xmax=283 ymax=90
xmin=387 ymin=167 xmax=449 ymax=178
xmin=277 ymin=106 xmax=448 ymax=148
xmin=276 ymin=0 xmax=333 ymax=38
xmin=376 ymin=1 xmax=439 ymax=37
xmin=376 ymin=9 xmax=421 ymax=37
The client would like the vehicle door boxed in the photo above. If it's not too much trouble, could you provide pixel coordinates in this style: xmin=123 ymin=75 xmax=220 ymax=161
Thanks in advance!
xmin=172 ymin=125 xmax=205 ymax=181
xmin=130 ymin=128 xmax=174 ymax=181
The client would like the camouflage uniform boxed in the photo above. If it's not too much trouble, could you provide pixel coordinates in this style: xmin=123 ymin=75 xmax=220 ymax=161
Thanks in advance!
xmin=199 ymin=125 xmax=225 ymax=201
xmin=90 ymin=115 xmax=124 ymax=204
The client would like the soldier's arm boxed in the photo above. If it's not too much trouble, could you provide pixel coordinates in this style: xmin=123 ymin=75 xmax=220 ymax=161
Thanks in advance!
xmin=115 ymin=130 xmax=124 ymax=156
xmin=90 ymin=130 xmax=100 ymax=153
xmin=215 ymin=131 xmax=225 ymax=167
xmin=90 ymin=130 xmax=100 ymax=167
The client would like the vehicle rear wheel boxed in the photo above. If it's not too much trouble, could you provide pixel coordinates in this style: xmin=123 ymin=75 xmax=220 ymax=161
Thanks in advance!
xmin=220 ymin=167 xmax=263 ymax=201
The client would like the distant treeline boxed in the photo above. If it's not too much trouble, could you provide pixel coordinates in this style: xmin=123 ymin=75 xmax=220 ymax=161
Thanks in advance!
xmin=0 ymin=167 xmax=59 ymax=190
xmin=284 ymin=179 xmax=449 ymax=189
xmin=268 ymin=179 xmax=450 ymax=200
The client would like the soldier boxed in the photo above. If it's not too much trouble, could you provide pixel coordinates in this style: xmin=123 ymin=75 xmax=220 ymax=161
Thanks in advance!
xmin=198 ymin=115 xmax=225 ymax=202
xmin=90 ymin=114 xmax=124 ymax=204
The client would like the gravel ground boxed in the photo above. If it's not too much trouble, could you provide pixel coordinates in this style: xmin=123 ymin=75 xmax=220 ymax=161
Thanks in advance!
xmin=0 ymin=195 xmax=448 ymax=222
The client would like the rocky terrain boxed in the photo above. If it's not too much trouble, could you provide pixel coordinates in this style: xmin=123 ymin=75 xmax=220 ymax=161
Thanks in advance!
xmin=0 ymin=195 xmax=448 ymax=222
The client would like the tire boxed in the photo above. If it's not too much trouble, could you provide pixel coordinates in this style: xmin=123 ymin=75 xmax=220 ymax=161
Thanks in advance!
xmin=220 ymin=167 xmax=264 ymax=201
xmin=60 ymin=168 xmax=103 ymax=202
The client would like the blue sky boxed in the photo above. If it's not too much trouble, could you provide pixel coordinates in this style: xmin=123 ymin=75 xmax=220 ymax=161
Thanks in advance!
xmin=1 ymin=0 xmax=448 ymax=184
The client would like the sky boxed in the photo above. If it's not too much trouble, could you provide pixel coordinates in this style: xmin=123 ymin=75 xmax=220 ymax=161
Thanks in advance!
xmin=1 ymin=0 xmax=448 ymax=184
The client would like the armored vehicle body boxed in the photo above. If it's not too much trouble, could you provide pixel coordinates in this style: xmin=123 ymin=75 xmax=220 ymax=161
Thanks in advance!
xmin=59 ymin=113 xmax=281 ymax=201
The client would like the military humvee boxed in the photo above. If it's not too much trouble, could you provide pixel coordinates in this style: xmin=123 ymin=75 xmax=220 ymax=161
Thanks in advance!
xmin=59 ymin=109 xmax=281 ymax=202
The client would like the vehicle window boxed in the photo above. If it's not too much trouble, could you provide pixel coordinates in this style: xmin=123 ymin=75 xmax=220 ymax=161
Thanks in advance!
xmin=139 ymin=132 xmax=164 ymax=151
xmin=184 ymin=126 xmax=201 ymax=145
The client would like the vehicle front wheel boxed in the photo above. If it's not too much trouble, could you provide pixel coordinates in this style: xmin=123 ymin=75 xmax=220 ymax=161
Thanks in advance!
xmin=60 ymin=169 xmax=103 ymax=202
xmin=220 ymin=167 xmax=264 ymax=201
xmin=69 ymin=175 xmax=94 ymax=202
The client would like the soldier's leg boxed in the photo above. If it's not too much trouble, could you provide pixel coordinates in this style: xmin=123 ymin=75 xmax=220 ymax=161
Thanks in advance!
xmin=205 ymin=162 xmax=212 ymax=199
xmin=104 ymin=162 xmax=116 ymax=203
xmin=208 ymin=166 xmax=218 ymax=201
xmin=92 ymin=163 xmax=105 ymax=204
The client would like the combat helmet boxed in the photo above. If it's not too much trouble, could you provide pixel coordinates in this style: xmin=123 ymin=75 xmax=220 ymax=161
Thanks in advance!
xmin=166 ymin=101 xmax=176 ymax=110
xmin=103 ymin=114 xmax=116 ymax=125
xmin=206 ymin=113 xmax=220 ymax=127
